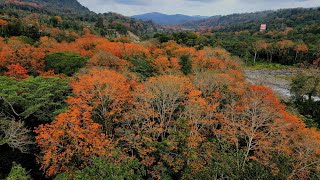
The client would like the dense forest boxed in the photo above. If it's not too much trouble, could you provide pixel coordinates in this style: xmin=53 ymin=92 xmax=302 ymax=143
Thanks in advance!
xmin=1 ymin=33 xmax=320 ymax=180
xmin=1 ymin=1 xmax=320 ymax=179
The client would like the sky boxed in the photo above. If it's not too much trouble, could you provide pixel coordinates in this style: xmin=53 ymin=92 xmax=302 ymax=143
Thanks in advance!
xmin=77 ymin=0 xmax=320 ymax=16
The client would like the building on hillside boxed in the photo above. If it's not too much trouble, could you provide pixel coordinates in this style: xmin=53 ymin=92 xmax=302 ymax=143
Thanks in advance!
xmin=260 ymin=24 xmax=267 ymax=32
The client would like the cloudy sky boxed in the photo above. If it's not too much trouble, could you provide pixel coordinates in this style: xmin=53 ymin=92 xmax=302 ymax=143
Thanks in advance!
xmin=77 ymin=0 xmax=320 ymax=16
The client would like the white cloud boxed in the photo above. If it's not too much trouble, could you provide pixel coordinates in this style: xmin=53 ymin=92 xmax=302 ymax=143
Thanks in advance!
xmin=77 ymin=0 xmax=320 ymax=16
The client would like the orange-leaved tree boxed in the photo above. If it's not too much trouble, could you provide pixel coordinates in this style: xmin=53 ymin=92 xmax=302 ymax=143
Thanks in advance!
xmin=219 ymin=85 xmax=288 ymax=169
xmin=70 ymin=68 xmax=133 ymax=134
xmin=134 ymin=75 xmax=193 ymax=140
xmin=219 ymin=85 xmax=320 ymax=177
xmin=5 ymin=63 xmax=29 ymax=79
xmin=34 ymin=105 xmax=112 ymax=177
xmin=127 ymin=75 xmax=194 ymax=178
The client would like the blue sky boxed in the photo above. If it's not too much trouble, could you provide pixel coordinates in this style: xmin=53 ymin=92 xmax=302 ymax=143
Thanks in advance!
xmin=77 ymin=0 xmax=320 ymax=16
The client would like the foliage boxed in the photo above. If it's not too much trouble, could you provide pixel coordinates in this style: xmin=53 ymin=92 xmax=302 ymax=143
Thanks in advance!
xmin=179 ymin=55 xmax=192 ymax=75
xmin=0 ymin=24 xmax=318 ymax=179
xmin=35 ymin=106 xmax=112 ymax=176
xmin=0 ymin=0 xmax=158 ymax=41
xmin=45 ymin=52 xmax=87 ymax=76
xmin=129 ymin=57 xmax=154 ymax=78
xmin=155 ymin=7 xmax=320 ymax=67
xmin=0 ymin=76 xmax=70 ymax=122
xmin=74 ymin=157 xmax=144 ymax=180
xmin=6 ymin=163 xmax=31 ymax=180
xmin=69 ymin=68 xmax=132 ymax=133
xmin=4 ymin=63 xmax=29 ymax=79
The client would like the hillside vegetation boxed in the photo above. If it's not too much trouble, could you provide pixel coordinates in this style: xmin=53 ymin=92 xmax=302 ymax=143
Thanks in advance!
xmin=0 ymin=0 xmax=159 ymax=41
xmin=155 ymin=8 xmax=320 ymax=67
xmin=181 ymin=11 xmax=272 ymax=29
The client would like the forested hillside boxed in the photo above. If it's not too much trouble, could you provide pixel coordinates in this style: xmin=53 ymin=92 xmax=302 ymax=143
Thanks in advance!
xmin=217 ymin=7 xmax=320 ymax=33
xmin=181 ymin=7 xmax=320 ymax=32
xmin=1 ymin=1 xmax=320 ymax=180
xmin=26 ymin=0 xmax=89 ymax=11
xmin=181 ymin=11 xmax=272 ymax=29
xmin=0 ymin=0 xmax=159 ymax=41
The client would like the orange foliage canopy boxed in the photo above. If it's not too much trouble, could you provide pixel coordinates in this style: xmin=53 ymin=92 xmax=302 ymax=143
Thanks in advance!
xmin=35 ymin=106 xmax=112 ymax=176
xmin=29 ymin=35 xmax=320 ymax=179
xmin=220 ymin=85 xmax=320 ymax=177
xmin=69 ymin=68 xmax=133 ymax=133
xmin=5 ymin=63 xmax=29 ymax=79
xmin=0 ymin=19 xmax=8 ymax=26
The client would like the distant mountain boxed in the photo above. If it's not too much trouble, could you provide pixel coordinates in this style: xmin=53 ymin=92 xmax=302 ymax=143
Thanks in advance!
xmin=181 ymin=11 xmax=274 ymax=29
xmin=132 ymin=12 xmax=209 ymax=25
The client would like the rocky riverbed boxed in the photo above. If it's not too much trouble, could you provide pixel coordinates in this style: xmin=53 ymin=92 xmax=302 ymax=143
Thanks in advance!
xmin=246 ymin=69 xmax=320 ymax=101
xmin=245 ymin=69 xmax=302 ymax=100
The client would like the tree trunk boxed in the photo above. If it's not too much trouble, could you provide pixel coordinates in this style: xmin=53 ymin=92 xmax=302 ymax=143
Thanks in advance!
xmin=308 ymin=94 xmax=312 ymax=104
xmin=254 ymin=51 xmax=257 ymax=64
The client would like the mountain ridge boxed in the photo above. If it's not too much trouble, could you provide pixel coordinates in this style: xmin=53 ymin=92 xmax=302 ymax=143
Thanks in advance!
xmin=180 ymin=10 xmax=274 ymax=29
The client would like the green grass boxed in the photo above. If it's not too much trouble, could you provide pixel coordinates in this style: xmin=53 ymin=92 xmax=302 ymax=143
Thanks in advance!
xmin=245 ymin=62 xmax=295 ymax=70
xmin=274 ymin=75 xmax=294 ymax=81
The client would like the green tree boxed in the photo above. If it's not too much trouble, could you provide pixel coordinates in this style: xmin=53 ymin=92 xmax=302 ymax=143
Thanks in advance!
xmin=45 ymin=52 xmax=87 ymax=76
xmin=180 ymin=55 xmax=192 ymax=75
xmin=290 ymin=69 xmax=320 ymax=126
xmin=129 ymin=57 xmax=154 ymax=79
xmin=0 ymin=76 xmax=70 ymax=122
xmin=291 ymin=70 xmax=320 ymax=103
